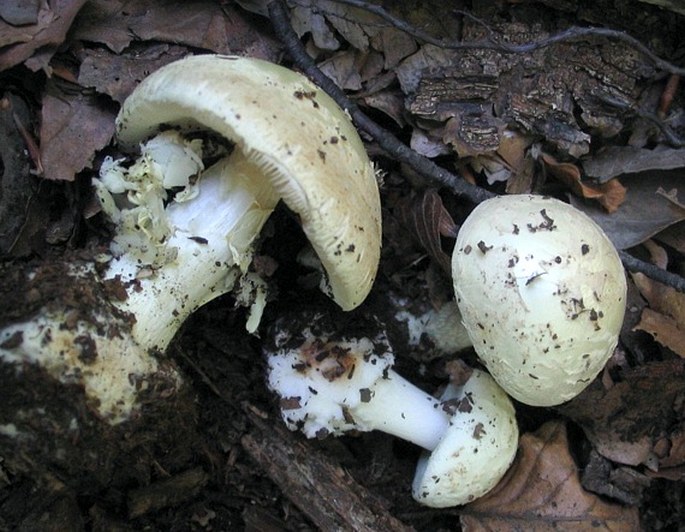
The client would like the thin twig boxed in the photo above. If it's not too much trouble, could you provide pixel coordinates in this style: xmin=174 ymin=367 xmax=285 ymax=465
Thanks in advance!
xmin=619 ymin=251 xmax=685 ymax=292
xmin=268 ymin=0 xmax=685 ymax=293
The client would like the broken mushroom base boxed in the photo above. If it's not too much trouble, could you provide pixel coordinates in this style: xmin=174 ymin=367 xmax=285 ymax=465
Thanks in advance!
xmin=0 ymin=256 xmax=199 ymax=492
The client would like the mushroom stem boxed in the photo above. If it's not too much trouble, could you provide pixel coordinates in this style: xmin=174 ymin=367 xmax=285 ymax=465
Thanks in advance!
xmin=351 ymin=369 xmax=449 ymax=450
xmin=265 ymin=316 xmax=452 ymax=450
xmin=100 ymin=146 xmax=278 ymax=352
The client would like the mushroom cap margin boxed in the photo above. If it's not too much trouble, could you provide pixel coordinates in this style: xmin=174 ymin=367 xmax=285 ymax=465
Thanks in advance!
xmin=115 ymin=54 xmax=382 ymax=310
xmin=411 ymin=369 xmax=518 ymax=507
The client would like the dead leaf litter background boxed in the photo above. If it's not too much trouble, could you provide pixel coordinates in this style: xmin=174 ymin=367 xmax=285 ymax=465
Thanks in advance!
xmin=1 ymin=0 xmax=685 ymax=530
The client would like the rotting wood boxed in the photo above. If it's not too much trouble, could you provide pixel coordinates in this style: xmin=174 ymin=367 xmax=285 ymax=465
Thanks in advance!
xmin=128 ymin=467 xmax=209 ymax=519
xmin=241 ymin=403 xmax=415 ymax=532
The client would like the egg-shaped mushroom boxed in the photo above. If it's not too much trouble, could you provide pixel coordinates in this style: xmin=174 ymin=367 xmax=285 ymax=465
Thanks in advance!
xmin=452 ymin=194 xmax=627 ymax=406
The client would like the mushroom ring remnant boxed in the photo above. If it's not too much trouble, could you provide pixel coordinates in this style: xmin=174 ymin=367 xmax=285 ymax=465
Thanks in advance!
xmin=452 ymin=194 xmax=627 ymax=406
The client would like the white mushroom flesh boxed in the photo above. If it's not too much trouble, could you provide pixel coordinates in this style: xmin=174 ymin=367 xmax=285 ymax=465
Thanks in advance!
xmin=452 ymin=195 xmax=627 ymax=406
xmin=96 ymin=136 xmax=278 ymax=350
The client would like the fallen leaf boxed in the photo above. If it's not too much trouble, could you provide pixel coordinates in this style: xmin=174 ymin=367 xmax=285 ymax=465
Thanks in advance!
xmin=655 ymin=220 xmax=685 ymax=253
xmin=634 ymin=308 xmax=685 ymax=357
xmin=73 ymin=0 xmax=279 ymax=58
xmin=581 ymin=450 xmax=651 ymax=506
xmin=39 ymin=83 xmax=116 ymax=181
xmin=583 ymin=145 xmax=685 ymax=180
xmin=0 ymin=0 xmax=87 ymax=72
xmin=540 ymin=152 xmax=626 ymax=212
xmin=77 ymin=44 xmax=189 ymax=104
xmin=556 ymin=360 xmax=685 ymax=467
xmin=395 ymin=189 xmax=456 ymax=275
xmin=461 ymin=421 xmax=640 ymax=531
xmin=318 ymin=50 xmax=364 ymax=91
xmin=631 ymin=271 xmax=685 ymax=357
xmin=570 ymin=170 xmax=685 ymax=250
xmin=0 ymin=1 xmax=40 ymax=26
xmin=632 ymin=272 xmax=685 ymax=324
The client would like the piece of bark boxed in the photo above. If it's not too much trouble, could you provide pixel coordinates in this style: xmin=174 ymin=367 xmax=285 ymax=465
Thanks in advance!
xmin=127 ymin=467 xmax=209 ymax=518
xmin=241 ymin=404 xmax=413 ymax=532
xmin=398 ymin=18 xmax=651 ymax=159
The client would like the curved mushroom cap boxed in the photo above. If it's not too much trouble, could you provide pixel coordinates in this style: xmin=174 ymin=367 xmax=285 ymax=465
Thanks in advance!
xmin=116 ymin=54 xmax=381 ymax=310
xmin=452 ymin=195 xmax=627 ymax=406
xmin=412 ymin=369 xmax=518 ymax=507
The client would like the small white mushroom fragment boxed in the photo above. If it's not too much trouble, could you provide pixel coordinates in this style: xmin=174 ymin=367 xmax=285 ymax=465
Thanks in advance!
xmin=266 ymin=313 xmax=518 ymax=506
xmin=452 ymin=194 xmax=627 ymax=406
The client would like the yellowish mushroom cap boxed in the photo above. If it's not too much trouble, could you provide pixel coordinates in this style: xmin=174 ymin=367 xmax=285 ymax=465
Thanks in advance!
xmin=452 ymin=195 xmax=627 ymax=406
xmin=116 ymin=54 xmax=381 ymax=310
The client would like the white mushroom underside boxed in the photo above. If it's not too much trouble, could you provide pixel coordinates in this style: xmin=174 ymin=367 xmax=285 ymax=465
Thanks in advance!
xmin=114 ymin=54 xmax=382 ymax=310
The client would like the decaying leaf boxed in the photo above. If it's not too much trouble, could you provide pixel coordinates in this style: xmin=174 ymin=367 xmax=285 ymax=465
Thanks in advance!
xmin=39 ymin=84 xmax=115 ymax=181
xmin=73 ymin=0 xmax=278 ymax=58
xmin=570 ymin=170 xmax=685 ymax=250
xmin=557 ymin=360 xmax=685 ymax=470
xmin=461 ymin=421 xmax=640 ymax=531
xmin=583 ymin=145 xmax=685 ymax=181
xmin=540 ymin=152 xmax=626 ymax=212
xmin=395 ymin=189 xmax=456 ymax=274
xmin=77 ymin=44 xmax=190 ymax=104
xmin=632 ymin=272 xmax=685 ymax=357
xmin=0 ymin=0 xmax=87 ymax=72
xmin=469 ymin=129 xmax=535 ymax=189
xmin=634 ymin=308 xmax=685 ymax=357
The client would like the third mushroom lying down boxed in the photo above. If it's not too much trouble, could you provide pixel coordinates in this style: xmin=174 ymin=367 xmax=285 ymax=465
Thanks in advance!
xmin=452 ymin=194 xmax=627 ymax=406
xmin=266 ymin=312 xmax=519 ymax=507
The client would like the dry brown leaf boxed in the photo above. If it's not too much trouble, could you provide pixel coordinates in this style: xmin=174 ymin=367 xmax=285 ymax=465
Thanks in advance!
xmin=583 ymin=145 xmax=685 ymax=180
xmin=395 ymin=189 xmax=456 ymax=275
xmin=318 ymin=50 xmax=364 ymax=91
xmin=0 ymin=0 xmax=87 ymax=72
xmin=641 ymin=239 xmax=669 ymax=269
xmin=633 ymin=308 xmax=685 ymax=357
xmin=73 ymin=0 xmax=279 ymax=59
xmin=461 ymin=421 xmax=640 ymax=531
xmin=39 ymin=84 xmax=115 ymax=181
xmin=569 ymin=170 xmax=685 ymax=250
xmin=540 ymin=152 xmax=626 ymax=212
xmin=557 ymin=360 xmax=685 ymax=468
xmin=78 ymin=44 xmax=189 ymax=104
xmin=632 ymin=272 xmax=685 ymax=324
xmin=627 ymin=246 xmax=685 ymax=354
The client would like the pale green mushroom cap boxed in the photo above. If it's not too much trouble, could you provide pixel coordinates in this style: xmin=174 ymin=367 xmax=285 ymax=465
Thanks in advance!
xmin=116 ymin=54 xmax=381 ymax=310
xmin=412 ymin=369 xmax=518 ymax=507
xmin=452 ymin=195 xmax=627 ymax=406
